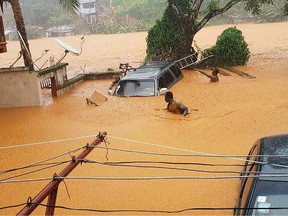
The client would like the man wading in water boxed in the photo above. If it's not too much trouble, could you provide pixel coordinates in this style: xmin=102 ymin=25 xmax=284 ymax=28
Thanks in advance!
xmin=164 ymin=91 xmax=189 ymax=116
xmin=197 ymin=68 xmax=219 ymax=82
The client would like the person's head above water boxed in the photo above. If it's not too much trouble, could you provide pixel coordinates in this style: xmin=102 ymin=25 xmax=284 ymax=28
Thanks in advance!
xmin=165 ymin=91 xmax=173 ymax=102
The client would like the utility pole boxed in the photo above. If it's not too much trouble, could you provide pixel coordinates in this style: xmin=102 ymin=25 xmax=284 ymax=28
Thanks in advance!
xmin=17 ymin=131 xmax=107 ymax=215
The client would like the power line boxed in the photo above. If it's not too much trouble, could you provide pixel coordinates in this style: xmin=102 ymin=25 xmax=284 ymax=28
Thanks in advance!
xmin=0 ymin=161 xmax=70 ymax=182
xmin=0 ymin=134 xmax=97 ymax=150
xmin=108 ymin=135 xmax=288 ymax=159
xmin=3 ymin=133 xmax=288 ymax=158
xmin=31 ymin=202 xmax=288 ymax=214
xmin=95 ymin=146 xmax=288 ymax=169
xmin=80 ymin=159 xmax=288 ymax=175
xmin=83 ymin=159 xmax=249 ymax=167
xmin=54 ymin=175 xmax=288 ymax=181
xmin=2 ymin=173 xmax=288 ymax=184
xmin=81 ymin=159 xmax=244 ymax=174
xmin=0 ymin=146 xmax=85 ymax=175
xmin=0 ymin=203 xmax=26 ymax=211
xmin=0 ymin=177 xmax=52 ymax=184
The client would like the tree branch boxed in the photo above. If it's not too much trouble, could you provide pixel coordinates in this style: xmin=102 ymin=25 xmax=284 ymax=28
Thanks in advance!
xmin=168 ymin=0 xmax=184 ymax=22
xmin=168 ymin=0 xmax=190 ymax=33
xmin=190 ymin=0 xmax=204 ymax=24
xmin=194 ymin=0 xmax=242 ymax=33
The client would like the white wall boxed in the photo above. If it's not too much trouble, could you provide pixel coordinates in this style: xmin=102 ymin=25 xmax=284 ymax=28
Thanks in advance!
xmin=0 ymin=67 xmax=43 ymax=108
xmin=79 ymin=0 xmax=97 ymax=16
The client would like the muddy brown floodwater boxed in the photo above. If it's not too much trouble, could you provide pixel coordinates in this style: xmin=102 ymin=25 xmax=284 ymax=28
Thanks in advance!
xmin=0 ymin=22 xmax=288 ymax=215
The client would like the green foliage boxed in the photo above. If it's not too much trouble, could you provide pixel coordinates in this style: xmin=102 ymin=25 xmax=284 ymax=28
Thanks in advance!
xmin=26 ymin=25 xmax=44 ymax=39
xmin=203 ymin=27 xmax=250 ymax=66
xmin=47 ymin=15 xmax=75 ymax=28
xmin=7 ymin=25 xmax=44 ymax=40
xmin=244 ymin=0 xmax=274 ymax=15
xmin=96 ymin=20 xmax=148 ymax=34
xmin=255 ymin=1 xmax=288 ymax=22
xmin=145 ymin=6 xmax=183 ymax=61
xmin=207 ymin=0 xmax=220 ymax=12
xmin=111 ymin=0 xmax=166 ymax=32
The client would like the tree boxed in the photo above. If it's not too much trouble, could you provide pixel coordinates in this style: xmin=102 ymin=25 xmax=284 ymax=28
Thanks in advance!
xmin=0 ymin=0 xmax=79 ymax=69
xmin=147 ymin=0 xmax=288 ymax=61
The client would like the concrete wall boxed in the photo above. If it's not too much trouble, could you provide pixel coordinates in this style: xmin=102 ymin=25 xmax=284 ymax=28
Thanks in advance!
xmin=0 ymin=67 xmax=43 ymax=108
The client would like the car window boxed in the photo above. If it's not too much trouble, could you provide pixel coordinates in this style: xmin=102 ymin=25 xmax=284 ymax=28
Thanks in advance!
xmin=164 ymin=70 xmax=174 ymax=87
xmin=169 ymin=64 xmax=182 ymax=79
xmin=158 ymin=75 xmax=165 ymax=89
xmin=158 ymin=70 xmax=174 ymax=89
xmin=249 ymin=181 xmax=288 ymax=215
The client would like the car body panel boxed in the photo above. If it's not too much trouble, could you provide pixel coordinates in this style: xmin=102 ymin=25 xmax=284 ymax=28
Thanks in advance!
xmin=113 ymin=61 xmax=183 ymax=97
xmin=234 ymin=134 xmax=288 ymax=215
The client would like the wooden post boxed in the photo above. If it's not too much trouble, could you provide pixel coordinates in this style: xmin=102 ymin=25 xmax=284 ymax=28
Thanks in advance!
xmin=50 ymin=77 xmax=57 ymax=97
xmin=45 ymin=186 xmax=58 ymax=216
xmin=0 ymin=16 xmax=7 ymax=53
xmin=17 ymin=132 xmax=107 ymax=215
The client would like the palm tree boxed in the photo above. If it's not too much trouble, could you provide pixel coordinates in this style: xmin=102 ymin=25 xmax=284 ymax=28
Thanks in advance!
xmin=0 ymin=0 xmax=79 ymax=69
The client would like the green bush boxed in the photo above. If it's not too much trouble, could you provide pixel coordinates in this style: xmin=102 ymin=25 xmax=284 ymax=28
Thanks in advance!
xmin=203 ymin=27 xmax=250 ymax=66
xmin=47 ymin=15 xmax=75 ymax=28
xmin=26 ymin=25 xmax=44 ymax=39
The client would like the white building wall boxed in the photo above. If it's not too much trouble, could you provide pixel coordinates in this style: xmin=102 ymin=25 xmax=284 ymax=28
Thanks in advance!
xmin=79 ymin=0 xmax=97 ymax=16
xmin=0 ymin=67 xmax=43 ymax=108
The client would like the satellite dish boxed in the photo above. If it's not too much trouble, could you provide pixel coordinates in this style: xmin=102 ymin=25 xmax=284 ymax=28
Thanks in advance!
xmin=53 ymin=37 xmax=84 ymax=65
xmin=53 ymin=38 xmax=80 ymax=55
xmin=17 ymin=30 xmax=32 ymax=62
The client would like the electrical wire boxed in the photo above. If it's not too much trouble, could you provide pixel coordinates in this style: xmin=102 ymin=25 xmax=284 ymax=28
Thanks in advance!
xmin=2 ymin=134 xmax=288 ymax=182
xmin=80 ymin=159 xmax=288 ymax=175
xmin=0 ymin=162 xmax=66 ymax=175
xmin=107 ymin=135 xmax=288 ymax=158
xmin=3 ymin=172 xmax=288 ymax=184
xmin=0 ymin=134 xmax=97 ymax=150
xmin=31 ymin=202 xmax=288 ymax=213
xmin=95 ymin=145 xmax=288 ymax=169
xmin=96 ymin=145 xmax=288 ymax=158
xmin=0 ymin=203 xmax=26 ymax=211
xmin=0 ymin=160 xmax=70 ymax=182
xmin=55 ymin=175 xmax=288 ymax=181
xmin=80 ymin=159 xmax=244 ymax=174
xmin=83 ymin=159 xmax=249 ymax=167
xmin=0 ymin=177 xmax=52 ymax=184
xmin=2 ymin=133 xmax=288 ymax=159
xmin=0 ymin=146 xmax=85 ymax=175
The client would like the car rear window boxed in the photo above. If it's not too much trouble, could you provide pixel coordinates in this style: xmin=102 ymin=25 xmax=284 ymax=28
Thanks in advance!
xmin=170 ymin=64 xmax=182 ymax=78
xmin=158 ymin=70 xmax=174 ymax=89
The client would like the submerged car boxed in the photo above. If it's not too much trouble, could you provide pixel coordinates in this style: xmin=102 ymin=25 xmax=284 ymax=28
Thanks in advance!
xmin=234 ymin=134 xmax=288 ymax=215
xmin=113 ymin=61 xmax=183 ymax=97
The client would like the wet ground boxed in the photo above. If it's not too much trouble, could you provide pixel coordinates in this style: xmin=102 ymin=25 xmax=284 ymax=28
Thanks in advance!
xmin=0 ymin=22 xmax=288 ymax=215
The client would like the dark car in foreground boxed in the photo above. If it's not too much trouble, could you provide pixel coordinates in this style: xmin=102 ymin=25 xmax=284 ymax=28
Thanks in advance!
xmin=234 ymin=134 xmax=288 ymax=215
xmin=113 ymin=61 xmax=183 ymax=97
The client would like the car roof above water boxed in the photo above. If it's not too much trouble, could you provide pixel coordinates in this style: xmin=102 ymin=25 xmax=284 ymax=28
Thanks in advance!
xmin=121 ymin=61 xmax=172 ymax=80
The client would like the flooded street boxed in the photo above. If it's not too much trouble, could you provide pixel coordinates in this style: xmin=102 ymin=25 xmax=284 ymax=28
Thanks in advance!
xmin=0 ymin=22 xmax=288 ymax=215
